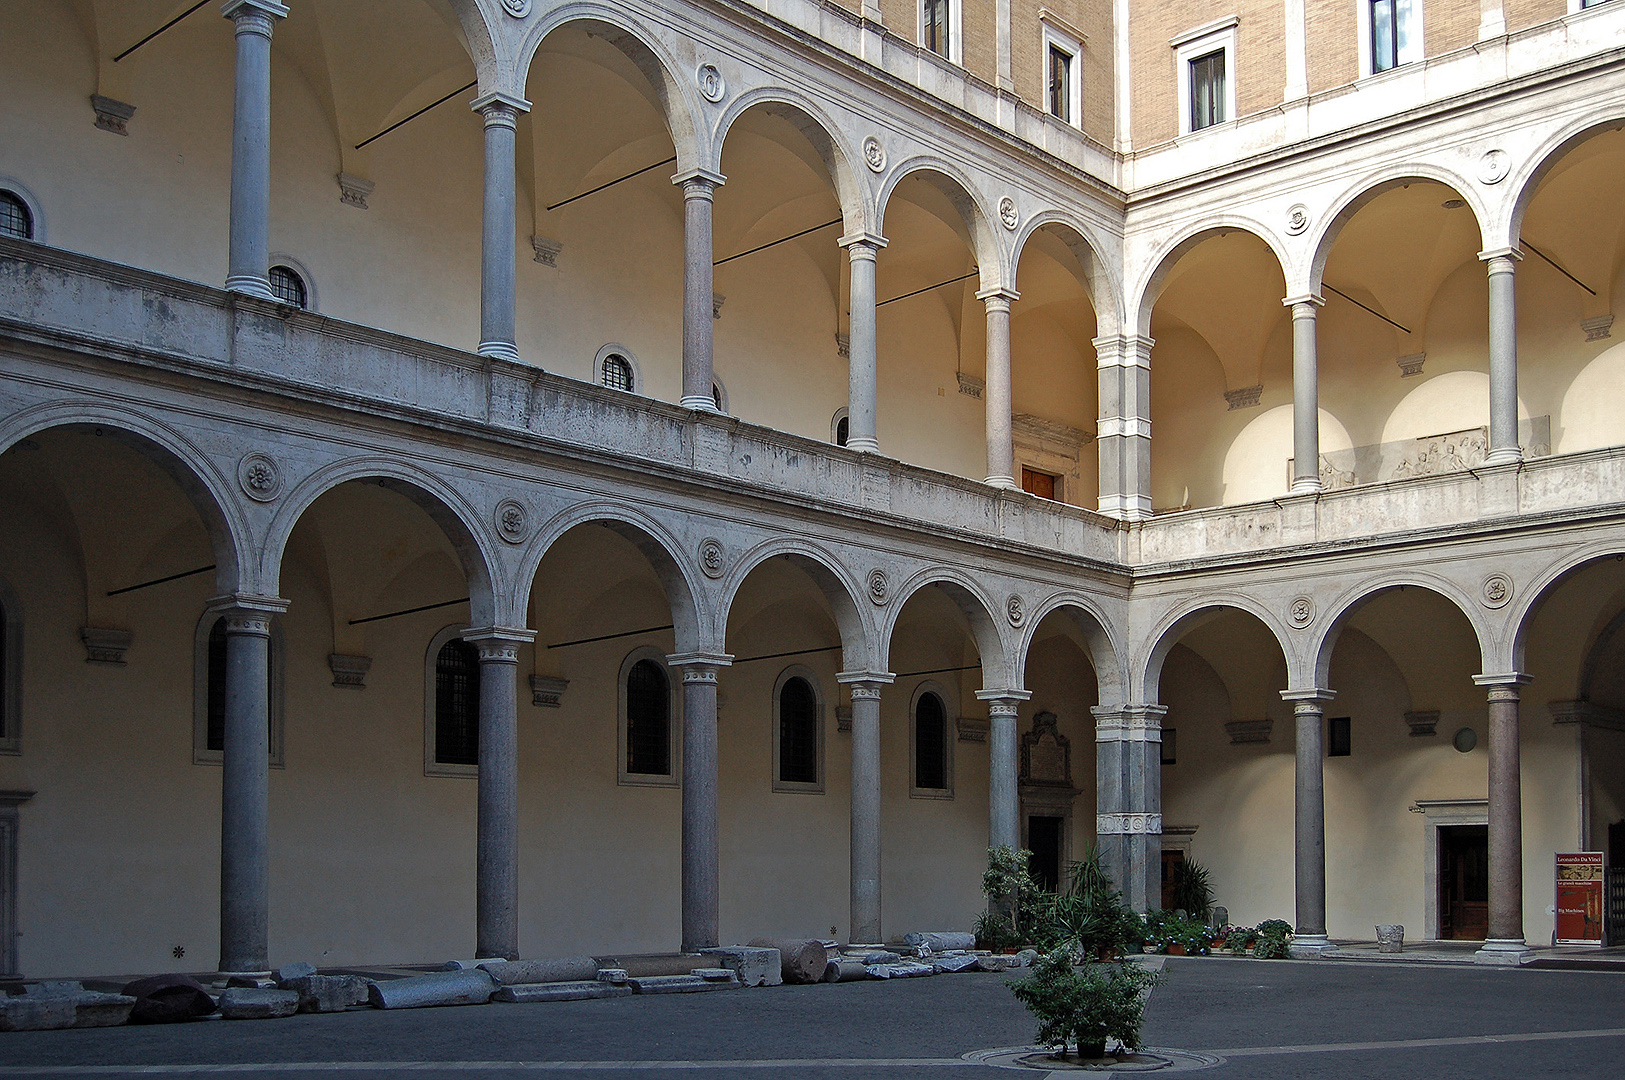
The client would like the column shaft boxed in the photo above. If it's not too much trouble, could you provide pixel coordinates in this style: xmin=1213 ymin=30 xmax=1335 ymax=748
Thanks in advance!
xmin=678 ymin=662 xmax=724 ymax=952
xmin=220 ymin=608 xmax=273 ymax=974
xmin=223 ymin=2 xmax=286 ymax=299
xmin=987 ymin=701 xmax=1020 ymax=850
xmin=983 ymin=293 xmax=1016 ymax=488
xmin=845 ymin=239 xmax=882 ymax=453
xmin=1291 ymin=697 xmax=1329 ymax=943
xmin=476 ymin=97 xmax=524 ymax=363
xmin=1485 ymin=253 xmax=1522 ymax=465
xmin=1289 ymin=298 xmax=1322 ymax=493
xmin=848 ymin=681 xmax=884 ymax=941
xmin=1092 ymin=705 xmax=1164 ymax=912
xmin=1486 ymin=684 xmax=1526 ymax=945
xmin=681 ymin=178 xmax=719 ymax=411
xmin=474 ymin=639 xmax=521 ymax=960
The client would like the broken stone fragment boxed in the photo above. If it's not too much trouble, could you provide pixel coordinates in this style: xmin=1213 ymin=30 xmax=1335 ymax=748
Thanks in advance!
xmin=494 ymin=982 xmax=633 ymax=1003
xmin=628 ymin=974 xmax=737 ymax=994
xmin=217 ymin=987 xmax=301 ymax=1020
xmin=595 ymin=969 xmax=629 ymax=984
xmin=699 ymin=946 xmax=781 ymax=987
xmin=904 ymin=932 xmax=976 ymax=952
xmin=932 ymin=954 xmax=980 ymax=974
xmin=279 ymin=974 xmax=370 ymax=1013
xmin=273 ymin=962 xmax=316 ymax=983
xmin=476 ymin=957 xmax=599 ymax=985
xmin=748 ymin=938 xmax=826 ymax=985
xmin=122 ymin=974 xmax=218 ymax=1024
xmin=368 ymin=970 xmax=496 ymax=1009
xmin=824 ymin=959 xmax=870 ymax=982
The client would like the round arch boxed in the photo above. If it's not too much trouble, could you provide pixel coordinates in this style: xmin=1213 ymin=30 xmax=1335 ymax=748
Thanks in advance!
xmin=513 ymin=7 xmax=704 ymax=172
xmin=1307 ymin=164 xmax=1488 ymax=291
xmin=1008 ymin=210 xmax=1124 ymax=337
xmin=0 ymin=402 xmax=250 ymax=596
xmin=1136 ymin=594 xmax=1295 ymax=704
xmin=1506 ymin=541 xmax=1625 ymax=675
xmin=262 ymin=457 xmax=502 ymax=627
xmin=517 ymin=500 xmax=708 ymax=655
xmin=875 ymin=157 xmax=1004 ymax=289
xmin=882 ymin=567 xmax=1012 ymax=688
xmin=1130 ymin=217 xmax=1294 ymax=338
xmin=1507 ymin=112 xmax=1625 ymax=247
xmin=718 ymin=537 xmax=875 ymax=672
xmin=1017 ymin=592 xmax=1126 ymax=708
xmin=713 ymin=88 xmax=870 ymax=237
xmin=1311 ymin=573 xmax=1490 ymax=688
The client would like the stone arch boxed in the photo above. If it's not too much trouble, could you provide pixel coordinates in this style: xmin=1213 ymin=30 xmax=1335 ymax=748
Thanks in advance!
xmin=1506 ymin=541 xmax=1625 ymax=675
xmin=718 ymin=537 xmax=876 ymax=672
xmin=1307 ymin=164 xmax=1488 ymax=292
xmin=514 ymin=5 xmax=704 ymax=172
xmin=713 ymin=88 xmax=870 ymax=237
xmin=1017 ymin=593 xmax=1126 ymax=709
xmin=883 ymin=567 xmax=1013 ymax=688
xmin=1136 ymin=593 xmax=1295 ymax=704
xmin=443 ymin=0 xmax=503 ymax=94
xmin=1009 ymin=210 xmax=1124 ymax=338
xmin=262 ymin=457 xmax=503 ymax=627
xmin=1130 ymin=217 xmax=1294 ymax=338
xmin=1312 ymin=573 xmax=1490 ymax=687
xmin=517 ymin=501 xmax=708 ymax=655
xmin=1506 ymin=112 xmax=1625 ymax=249
xmin=875 ymin=157 xmax=1005 ymax=291
xmin=0 ymin=402 xmax=250 ymax=597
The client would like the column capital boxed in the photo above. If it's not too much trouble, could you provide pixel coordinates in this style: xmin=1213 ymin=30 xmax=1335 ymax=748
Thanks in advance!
xmin=471 ymin=91 xmax=531 ymax=126
xmin=976 ymin=286 xmax=1020 ymax=308
xmin=1092 ymin=703 xmax=1167 ymax=742
xmin=1283 ymin=293 xmax=1325 ymax=311
xmin=672 ymin=168 xmax=726 ymax=193
xmin=1479 ymin=247 xmax=1523 ymax=268
xmin=1473 ymin=672 xmax=1533 ymax=689
xmin=839 ymin=232 xmax=888 ymax=254
xmin=463 ymin=626 xmax=535 ymax=663
xmin=668 ymin=651 xmax=734 ymax=674
xmin=222 ymin=0 xmax=288 ymax=28
xmin=1280 ymin=687 xmax=1337 ymax=704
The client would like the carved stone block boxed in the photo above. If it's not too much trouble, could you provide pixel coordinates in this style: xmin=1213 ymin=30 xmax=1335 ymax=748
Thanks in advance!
xmin=836 ymin=705 xmax=852 ymax=732
xmin=956 ymin=717 xmax=989 ymax=743
xmin=530 ymin=674 xmax=569 ymax=707
xmin=1224 ymin=385 xmax=1262 ymax=410
xmin=531 ymin=236 xmax=562 ymax=267
xmin=90 ymin=95 xmax=135 ymax=135
xmin=81 ymin=627 xmax=132 ymax=665
xmin=1225 ymin=719 xmax=1273 ymax=745
xmin=336 ymin=173 xmax=374 ymax=210
xmin=1582 ymin=315 xmax=1613 ymax=342
xmin=956 ymin=371 xmax=985 ymax=399
xmin=1404 ymin=710 xmax=1439 ymax=737
xmin=328 ymin=654 xmax=371 ymax=689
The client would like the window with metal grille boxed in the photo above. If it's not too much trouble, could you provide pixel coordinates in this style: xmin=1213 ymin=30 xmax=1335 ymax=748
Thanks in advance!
xmin=268 ymin=265 xmax=307 ymax=309
xmin=778 ymin=676 xmax=818 ymax=785
xmin=626 ymin=658 xmax=671 ymax=776
xmin=1048 ymin=45 xmax=1072 ymax=123
xmin=711 ymin=383 xmax=725 ymax=412
xmin=0 ymin=192 xmax=32 ymax=240
xmin=1189 ymin=50 xmax=1226 ymax=131
xmin=434 ymin=638 xmax=481 ymax=767
xmin=836 ymin=415 xmax=849 ymax=447
xmin=602 ymin=353 xmax=634 ymax=391
xmin=205 ymin=617 xmax=277 ymax=754
xmin=914 ymin=691 xmax=948 ymax=790
xmin=1328 ymin=716 xmax=1352 ymax=757
xmin=923 ymin=0 xmax=951 ymax=57
xmin=1370 ymin=0 xmax=1412 ymax=72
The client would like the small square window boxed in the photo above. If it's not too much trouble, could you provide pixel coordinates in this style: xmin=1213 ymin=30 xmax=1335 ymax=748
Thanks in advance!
xmin=1328 ymin=717 xmax=1352 ymax=757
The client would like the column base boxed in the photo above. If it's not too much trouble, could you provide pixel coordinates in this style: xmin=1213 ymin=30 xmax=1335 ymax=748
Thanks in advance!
xmin=1473 ymin=939 xmax=1532 ymax=965
xmin=680 ymin=395 xmax=721 ymax=413
xmin=217 ymin=969 xmax=273 ymax=981
xmin=1483 ymin=448 xmax=1523 ymax=467
xmin=477 ymin=341 xmax=521 ymax=364
xmin=846 ymin=437 xmax=879 ymax=454
xmin=985 ymin=474 xmax=1017 ymax=490
xmin=225 ymin=275 xmax=275 ymax=301
xmin=1288 ymin=478 xmax=1323 ymax=495
xmin=1288 ymin=934 xmax=1335 ymax=958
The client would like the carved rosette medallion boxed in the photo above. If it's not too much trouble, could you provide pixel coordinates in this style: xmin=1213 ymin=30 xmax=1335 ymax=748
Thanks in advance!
xmin=866 ymin=567 xmax=888 ymax=605
xmin=501 ymin=0 xmax=531 ymax=16
xmin=998 ymin=196 xmax=1018 ymax=231
xmin=1478 ymin=149 xmax=1510 ymax=185
xmin=494 ymin=499 xmax=528 ymax=544
xmin=696 ymin=63 xmax=725 ymax=103
xmin=699 ymin=537 xmax=726 ymax=579
xmin=1480 ymin=573 xmax=1513 ymax=609
xmin=1288 ymin=595 xmax=1315 ymax=629
xmin=1006 ymin=593 xmax=1025 ymax=627
xmin=1285 ymin=204 xmax=1309 ymax=235
xmin=862 ymin=136 xmax=886 ymax=173
xmin=237 ymin=452 xmax=281 ymax=502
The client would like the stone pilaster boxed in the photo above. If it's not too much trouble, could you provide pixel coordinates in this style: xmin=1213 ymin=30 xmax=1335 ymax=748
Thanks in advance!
xmin=1095 ymin=335 xmax=1153 ymax=519
xmin=1092 ymin=704 xmax=1165 ymax=911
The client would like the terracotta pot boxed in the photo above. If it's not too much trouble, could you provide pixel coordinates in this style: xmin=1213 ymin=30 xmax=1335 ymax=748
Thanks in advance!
xmin=1167 ymin=942 xmax=1187 ymax=956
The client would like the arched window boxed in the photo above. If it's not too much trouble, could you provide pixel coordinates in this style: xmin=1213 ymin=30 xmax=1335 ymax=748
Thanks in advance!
xmin=833 ymin=409 xmax=850 ymax=447
xmin=774 ymin=668 xmax=823 ymax=792
xmin=619 ymin=647 xmax=676 ymax=786
xmin=0 ymin=577 xmax=20 ymax=755
xmin=268 ymin=264 xmax=308 ymax=309
xmin=911 ymin=685 xmax=953 ymax=797
xmin=195 ymin=613 xmax=284 ymax=767
xmin=710 ymin=378 xmax=728 ymax=413
xmin=0 ymin=192 xmax=32 ymax=241
xmin=602 ymin=353 xmax=634 ymax=392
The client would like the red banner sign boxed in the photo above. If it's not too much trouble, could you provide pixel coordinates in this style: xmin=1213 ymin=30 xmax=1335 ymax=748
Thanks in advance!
xmin=1555 ymin=852 xmax=1605 ymax=946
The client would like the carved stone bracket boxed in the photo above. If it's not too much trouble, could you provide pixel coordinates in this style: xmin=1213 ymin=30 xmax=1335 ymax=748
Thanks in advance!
xmin=1404 ymin=709 xmax=1440 ymax=737
xmin=1550 ymin=700 xmax=1625 ymax=732
xmin=81 ymin=627 xmax=132 ymax=665
xmin=1396 ymin=352 xmax=1426 ymax=378
xmin=956 ymin=717 xmax=989 ymax=743
xmin=1225 ymin=719 xmax=1273 ymax=745
xmin=337 ymin=173 xmax=374 ymax=210
xmin=836 ymin=704 xmax=853 ymax=733
xmin=712 ymin=293 xmax=725 ymax=320
xmin=328 ymin=654 xmax=372 ymax=689
xmin=531 ymin=236 xmax=562 ymax=267
xmin=1224 ymin=385 xmax=1263 ymax=410
xmin=956 ymin=372 xmax=985 ymax=399
xmin=1582 ymin=315 xmax=1614 ymax=342
xmin=530 ymin=674 xmax=569 ymax=708
xmin=836 ymin=333 xmax=850 ymax=359
xmin=91 ymin=95 xmax=136 ymax=135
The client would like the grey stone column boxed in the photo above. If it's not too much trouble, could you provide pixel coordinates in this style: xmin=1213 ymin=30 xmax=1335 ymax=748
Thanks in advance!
xmin=1095 ymin=335 xmax=1154 ymax=519
xmin=980 ymin=290 xmax=1019 ymax=489
xmin=978 ymin=691 xmax=1030 ymax=850
xmin=841 ymin=671 xmax=893 ymax=942
xmin=1475 ymin=673 xmax=1532 ymax=962
xmin=216 ymin=598 xmax=285 ymax=975
xmin=473 ymin=93 xmax=529 ymax=364
xmin=1483 ymin=249 xmax=1523 ymax=466
xmin=222 ymin=0 xmax=287 ymax=300
xmin=679 ymin=172 xmax=724 ymax=411
xmin=465 ymin=627 xmax=534 ymax=961
xmin=1283 ymin=688 xmax=1336 ymax=952
xmin=1287 ymin=295 xmax=1324 ymax=494
xmin=1091 ymin=704 xmax=1165 ymax=911
xmin=671 ymin=651 xmax=732 ymax=952
xmin=842 ymin=235 xmax=886 ymax=453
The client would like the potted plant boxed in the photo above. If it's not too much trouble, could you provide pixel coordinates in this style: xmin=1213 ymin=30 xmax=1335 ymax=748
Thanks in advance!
xmin=1009 ymin=951 xmax=1162 ymax=1061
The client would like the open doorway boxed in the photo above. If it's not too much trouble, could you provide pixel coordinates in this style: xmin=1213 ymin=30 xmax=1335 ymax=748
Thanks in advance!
xmin=1028 ymin=815 xmax=1064 ymax=892
xmin=1438 ymin=824 xmax=1488 ymax=940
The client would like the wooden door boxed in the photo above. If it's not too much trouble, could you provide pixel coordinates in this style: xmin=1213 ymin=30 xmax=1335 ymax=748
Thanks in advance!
xmin=1021 ymin=467 xmax=1057 ymax=500
xmin=1439 ymin=824 xmax=1489 ymax=940
xmin=1161 ymin=849 xmax=1185 ymax=912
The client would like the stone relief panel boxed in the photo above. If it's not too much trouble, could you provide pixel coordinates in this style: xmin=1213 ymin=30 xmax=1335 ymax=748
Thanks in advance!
xmin=1294 ymin=418 xmax=1551 ymax=492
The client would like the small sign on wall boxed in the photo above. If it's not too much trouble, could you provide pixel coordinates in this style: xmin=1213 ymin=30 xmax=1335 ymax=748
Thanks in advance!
xmin=1555 ymin=852 xmax=1606 ymax=946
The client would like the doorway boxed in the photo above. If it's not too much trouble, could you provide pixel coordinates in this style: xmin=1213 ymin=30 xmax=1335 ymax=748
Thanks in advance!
xmin=1028 ymin=815 xmax=1063 ymax=892
xmin=1438 ymin=824 xmax=1488 ymax=940
xmin=1161 ymin=849 xmax=1185 ymax=912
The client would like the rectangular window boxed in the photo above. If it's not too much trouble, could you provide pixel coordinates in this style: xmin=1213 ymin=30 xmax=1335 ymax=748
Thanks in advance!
xmin=1328 ymin=716 xmax=1352 ymax=757
xmin=1370 ymin=0 xmax=1414 ymax=73
xmin=923 ymin=0 xmax=951 ymax=58
xmin=1021 ymin=467 xmax=1058 ymax=501
xmin=1048 ymin=45 xmax=1072 ymax=123
xmin=1161 ymin=728 xmax=1177 ymax=765
xmin=1189 ymin=50 xmax=1226 ymax=131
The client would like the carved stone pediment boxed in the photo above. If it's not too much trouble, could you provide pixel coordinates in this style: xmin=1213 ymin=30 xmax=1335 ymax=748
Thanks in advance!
xmin=1020 ymin=711 xmax=1072 ymax=788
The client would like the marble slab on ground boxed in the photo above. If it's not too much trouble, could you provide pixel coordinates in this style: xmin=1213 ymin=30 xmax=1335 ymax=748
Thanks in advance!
xmin=494 ymin=982 xmax=633 ymax=1003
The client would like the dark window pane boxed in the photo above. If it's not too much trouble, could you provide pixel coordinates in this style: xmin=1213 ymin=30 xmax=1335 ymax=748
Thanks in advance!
xmin=435 ymin=639 xmax=481 ymax=766
xmin=1328 ymin=716 xmax=1352 ymax=757
xmin=1049 ymin=46 xmax=1071 ymax=122
xmin=603 ymin=354 xmax=633 ymax=391
xmin=269 ymin=265 xmax=307 ymax=309
xmin=836 ymin=415 xmax=849 ymax=447
xmin=925 ymin=0 xmax=950 ymax=56
xmin=207 ymin=618 xmax=276 ymax=754
xmin=1191 ymin=50 xmax=1226 ymax=130
xmin=712 ymin=384 xmax=724 ymax=411
xmin=1372 ymin=0 xmax=1396 ymax=72
xmin=779 ymin=676 xmax=818 ymax=784
xmin=0 ymin=192 xmax=32 ymax=240
xmin=1161 ymin=727 xmax=1177 ymax=765
xmin=915 ymin=691 xmax=947 ymax=789
xmin=627 ymin=659 xmax=670 ymax=775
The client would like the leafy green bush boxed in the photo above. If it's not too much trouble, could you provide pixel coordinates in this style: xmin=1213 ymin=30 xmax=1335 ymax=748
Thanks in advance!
xmin=1254 ymin=919 xmax=1294 ymax=959
xmin=1139 ymin=910 xmax=1215 ymax=955
xmin=978 ymin=846 xmax=1044 ymax=949
xmin=1009 ymin=951 xmax=1163 ymax=1059
xmin=1029 ymin=849 xmax=1146 ymax=959
xmin=1169 ymin=859 xmax=1214 ymax=924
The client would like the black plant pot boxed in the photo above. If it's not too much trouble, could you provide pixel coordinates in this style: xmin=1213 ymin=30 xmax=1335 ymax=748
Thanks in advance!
xmin=1079 ymin=1041 xmax=1108 ymax=1060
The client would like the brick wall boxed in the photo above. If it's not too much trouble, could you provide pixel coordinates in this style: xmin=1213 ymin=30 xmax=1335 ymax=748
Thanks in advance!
xmin=1503 ymin=0 xmax=1567 ymax=34
xmin=880 ymin=0 xmax=914 ymax=41
xmin=1425 ymin=0 xmax=1480 ymax=56
xmin=1010 ymin=0 xmax=1114 ymax=144
xmin=1305 ymin=0 xmax=1358 ymax=93
xmin=1131 ymin=0 xmax=1284 ymax=148
xmin=963 ymin=0 xmax=1000 ymax=84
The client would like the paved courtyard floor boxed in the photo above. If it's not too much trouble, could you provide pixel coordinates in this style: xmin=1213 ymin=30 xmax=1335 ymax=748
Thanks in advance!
xmin=3 ymin=956 xmax=1623 ymax=1078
